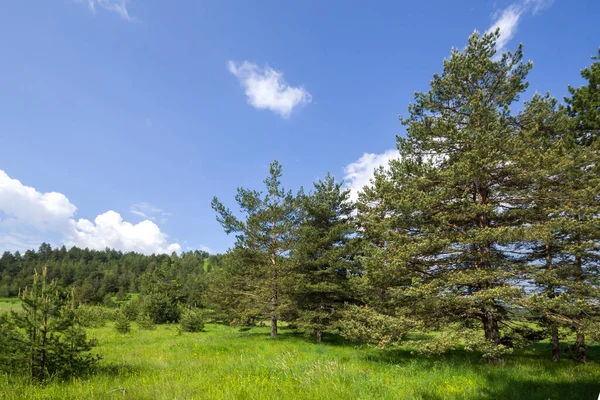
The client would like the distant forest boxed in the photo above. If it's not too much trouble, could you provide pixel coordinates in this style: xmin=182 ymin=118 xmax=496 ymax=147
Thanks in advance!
xmin=0 ymin=244 xmax=220 ymax=307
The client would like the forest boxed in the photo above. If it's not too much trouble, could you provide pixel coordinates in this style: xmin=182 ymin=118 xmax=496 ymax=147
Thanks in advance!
xmin=0 ymin=31 xmax=599 ymax=399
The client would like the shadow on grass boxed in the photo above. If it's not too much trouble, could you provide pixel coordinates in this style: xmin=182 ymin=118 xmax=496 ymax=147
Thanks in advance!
xmin=478 ymin=375 xmax=600 ymax=400
xmin=91 ymin=362 xmax=146 ymax=379
xmin=368 ymin=343 xmax=600 ymax=400
xmin=415 ymin=379 xmax=600 ymax=400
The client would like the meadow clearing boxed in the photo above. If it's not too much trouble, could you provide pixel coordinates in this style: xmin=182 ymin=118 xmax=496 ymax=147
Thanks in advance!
xmin=1 ymin=322 xmax=599 ymax=400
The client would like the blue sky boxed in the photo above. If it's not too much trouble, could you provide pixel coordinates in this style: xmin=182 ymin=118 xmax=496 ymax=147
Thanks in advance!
xmin=0 ymin=0 xmax=598 ymax=254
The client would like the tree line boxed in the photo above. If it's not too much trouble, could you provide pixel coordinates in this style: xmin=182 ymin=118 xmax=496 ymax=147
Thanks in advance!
xmin=0 ymin=244 xmax=219 ymax=306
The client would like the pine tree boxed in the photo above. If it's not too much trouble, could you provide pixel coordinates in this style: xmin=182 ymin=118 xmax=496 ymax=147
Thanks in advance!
xmin=211 ymin=160 xmax=301 ymax=337
xmin=515 ymin=94 xmax=574 ymax=362
xmin=540 ymin=50 xmax=600 ymax=363
xmin=565 ymin=48 xmax=600 ymax=145
xmin=522 ymin=50 xmax=600 ymax=364
xmin=356 ymin=30 xmax=533 ymax=362
xmin=136 ymin=313 xmax=156 ymax=330
xmin=292 ymin=174 xmax=357 ymax=343
xmin=8 ymin=266 xmax=98 ymax=382
xmin=114 ymin=311 xmax=131 ymax=334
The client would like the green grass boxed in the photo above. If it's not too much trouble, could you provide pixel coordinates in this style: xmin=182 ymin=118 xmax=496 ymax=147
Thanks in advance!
xmin=1 ymin=323 xmax=599 ymax=399
xmin=0 ymin=297 xmax=20 ymax=313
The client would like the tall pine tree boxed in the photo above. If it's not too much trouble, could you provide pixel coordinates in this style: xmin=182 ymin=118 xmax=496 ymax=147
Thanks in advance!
xmin=292 ymin=174 xmax=357 ymax=343
xmin=357 ymin=30 xmax=533 ymax=362
xmin=211 ymin=161 xmax=301 ymax=337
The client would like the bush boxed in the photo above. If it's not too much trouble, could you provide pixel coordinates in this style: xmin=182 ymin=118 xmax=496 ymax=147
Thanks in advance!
xmin=77 ymin=305 xmax=116 ymax=328
xmin=136 ymin=313 xmax=156 ymax=330
xmin=180 ymin=309 xmax=204 ymax=332
xmin=114 ymin=311 xmax=131 ymax=334
xmin=116 ymin=288 xmax=129 ymax=302
xmin=141 ymin=292 xmax=181 ymax=324
xmin=120 ymin=299 xmax=141 ymax=320
xmin=102 ymin=293 xmax=117 ymax=308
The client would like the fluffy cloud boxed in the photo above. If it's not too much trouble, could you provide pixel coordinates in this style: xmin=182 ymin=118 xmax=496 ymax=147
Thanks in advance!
xmin=0 ymin=170 xmax=76 ymax=232
xmin=228 ymin=61 xmax=311 ymax=118
xmin=343 ymin=149 xmax=400 ymax=202
xmin=76 ymin=0 xmax=135 ymax=21
xmin=486 ymin=0 xmax=553 ymax=54
xmin=66 ymin=211 xmax=181 ymax=255
xmin=0 ymin=169 xmax=180 ymax=254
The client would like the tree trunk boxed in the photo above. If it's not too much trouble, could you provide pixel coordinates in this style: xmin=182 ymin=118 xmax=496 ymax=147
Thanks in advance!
xmin=316 ymin=329 xmax=323 ymax=344
xmin=270 ymin=313 xmax=277 ymax=338
xmin=576 ymin=330 xmax=586 ymax=364
xmin=545 ymin=243 xmax=560 ymax=362
xmin=270 ymin=286 xmax=278 ymax=338
xmin=550 ymin=325 xmax=560 ymax=362
xmin=482 ymin=308 xmax=500 ymax=343
xmin=481 ymin=308 xmax=502 ymax=364
xmin=270 ymin=281 xmax=278 ymax=338
xmin=270 ymin=228 xmax=278 ymax=338
xmin=573 ymin=250 xmax=586 ymax=364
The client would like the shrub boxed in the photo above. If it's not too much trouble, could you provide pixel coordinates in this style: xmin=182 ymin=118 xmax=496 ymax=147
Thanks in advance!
xmin=120 ymin=299 xmax=141 ymax=320
xmin=141 ymin=292 xmax=181 ymax=324
xmin=180 ymin=309 xmax=204 ymax=332
xmin=114 ymin=311 xmax=131 ymax=334
xmin=136 ymin=313 xmax=156 ymax=330
xmin=77 ymin=305 xmax=116 ymax=328
xmin=102 ymin=293 xmax=117 ymax=308
xmin=116 ymin=288 xmax=129 ymax=302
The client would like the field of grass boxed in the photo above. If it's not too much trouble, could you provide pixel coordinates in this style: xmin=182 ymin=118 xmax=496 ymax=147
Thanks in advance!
xmin=0 ymin=297 xmax=20 ymax=313
xmin=1 ymin=322 xmax=599 ymax=399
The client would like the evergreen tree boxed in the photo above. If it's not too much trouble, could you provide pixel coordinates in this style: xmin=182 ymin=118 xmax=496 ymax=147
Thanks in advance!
xmin=6 ymin=267 xmax=98 ymax=382
xmin=565 ymin=48 xmax=600 ymax=145
xmin=356 ymin=30 xmax=533 ymax=362
xmin=514 ymin=94 xmax=572 ymax=362
xmin=521 ymin=50 xmax=600 ymax=364
xmin=180 ymin=308 xmax=205 ymax=332
xmin=211 ymin=160 xmax=301 ymax=337
xmin=528 ymin=50 xmax=600 ymax=364
xmin=292 ymin=174 xmax=357 ymax=343
xmin=136 ymin=312 xmax=156 ymax=330
xmin=139 ymin=267 xmax=183 ymax=324
xmin=203 ymin=249 xmax=262 ymax=326
xmin=114 ymin=311 xmax=131 ymax=334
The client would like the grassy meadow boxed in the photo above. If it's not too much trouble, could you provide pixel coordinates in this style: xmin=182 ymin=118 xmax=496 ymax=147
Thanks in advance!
xmin=0 ymin=297 xmax=20 ymax=313
xmin=1 ymin=322 xmax=599 ymax=400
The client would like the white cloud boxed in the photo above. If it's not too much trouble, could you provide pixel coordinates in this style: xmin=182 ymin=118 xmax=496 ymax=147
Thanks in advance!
xmin=487 ymin=4 xmax=522 ymax=52
xmin=76 ymin=0 xmax=135 ymax=21
xmin=199 ymin=245 xmax=212 ymax=254
xmin=486 ymin=0 xmax=553 ymax=54
xmin=0 ymin=170 xmax=76 ymax=232
xmin=0 ymin=169 xmax=180 ymax=254
xmin=66 ymin=211 xmax=181 ymax=255
xmin=130 ymin=202 xmax=170 ymax=222
xmin=343 ymin=149 xmax=400 ymax=202
xmin=228 ymin=61 xmax=311 ymax=118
